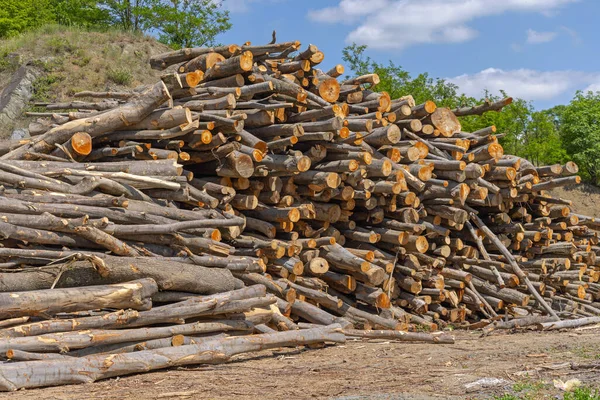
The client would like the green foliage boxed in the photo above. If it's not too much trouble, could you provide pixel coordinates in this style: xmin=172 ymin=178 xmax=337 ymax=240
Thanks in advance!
xmin=71 ymin=49 xmax=91 ymax=67
xmin=0 ymin=0 xmax=55 ymax=38
xmin=32 ymin=74 xmax=64 ymax=102
xmin=98 ymin=0 xmax=231 ymax=48
xmin=107 ymin=67 xmax=133 ymax=85
xmin=492 ymin=386 xmax=599 ymax=400
xmin=1 ymin=0 xmax=230 ymax=49
xmin=513 ymin=380 xmax=545 ymax=393
xmin=564 ymin=387 xmax=600 ymax=400
xmin=559 ymin=91 xmax=600 ymax=184
xmin=153 ymin=0 xmax=231 ymax=49
xmin=31 ymin=57 xmax=64 ymax=73
xmin=0 ymin=47 xmax=18 ymax=72
xmin=342 ymin=43 xmax=461 ymax=107
xmin=492 ymin=395 xmax=520 ymax=400
xmin=50 ymin=0 xmax=111 ymax=28
xmin=100 ymin=0 xmax=154 ymax=31
xmin=46 ymin=37 xmax=77 ymax=54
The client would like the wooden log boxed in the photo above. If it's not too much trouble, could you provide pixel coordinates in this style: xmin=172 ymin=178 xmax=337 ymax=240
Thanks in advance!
xmin=0 ymin=257 xmax=239 ymax=294
xmin=149 ymin=44 xmax=240 ymax=69
xmin=0 ymin=279 xmax=158 ymax=319
xmin=537 ymin=316 xmax=600 ymax=330
xmin=0 ymin=325 xmax=345 ymax=391
xmin=453 ymin=97 xmax=513 ymax=117
xmin=343 ymin=329 xmax=454 ymax=344
xmin=2 ymin=81 xmax=170 ymax=159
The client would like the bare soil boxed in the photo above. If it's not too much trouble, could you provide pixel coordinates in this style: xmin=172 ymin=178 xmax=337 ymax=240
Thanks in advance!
xmin=550 ymin=183 xmax=600 ymax=217
xmin=2 ymin=328 xmax=599 ymax=400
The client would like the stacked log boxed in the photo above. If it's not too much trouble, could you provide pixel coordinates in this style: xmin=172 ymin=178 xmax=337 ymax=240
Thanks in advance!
xmin=0 ymin=38 xmax=597 ymax=389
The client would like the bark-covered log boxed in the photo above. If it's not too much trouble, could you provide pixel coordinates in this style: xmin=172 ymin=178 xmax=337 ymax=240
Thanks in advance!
xmin=0 ymin=279 xmax=158 ymax=319
xmin=0 ymin=256 xmax=239 ymax=294
xmin=0 ymin=325 xmax=345 ymax=391
xmin=1 ymin=81 xmax=171 ymax=159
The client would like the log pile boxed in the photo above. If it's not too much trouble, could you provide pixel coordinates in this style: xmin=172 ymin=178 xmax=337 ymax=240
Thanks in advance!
xmin=0 ymin=38 xmax=598 ymax=389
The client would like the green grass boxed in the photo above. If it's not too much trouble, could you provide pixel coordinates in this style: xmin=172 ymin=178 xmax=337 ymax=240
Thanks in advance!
xmin=492 ymin=395 xmax=520 ymax=400
xmin=0 ymin=23 xmax=170 ymax=109
xmin=492 ymin=386 xmax=600 ymax=400
xmin=571 ymin=346 xmax=600 ymax=360
xmin=46 ymin=37 xmax=76 ymax=54
xmin=513 ymin=380 xmax=546 ymax=393
xmin=71 ymin=49 xmax=91 ymax=67
xmin=106 ymin=67 xmax=133 ymax=85
xmin=564 ymin=387 xmax=600 ymax=400
xmin=31 ymin=74 xmax=64 ymax=102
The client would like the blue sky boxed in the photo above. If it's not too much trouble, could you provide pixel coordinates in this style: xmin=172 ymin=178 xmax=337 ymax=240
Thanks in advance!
xmin=216 ymin=0 xmax=599 ymax=109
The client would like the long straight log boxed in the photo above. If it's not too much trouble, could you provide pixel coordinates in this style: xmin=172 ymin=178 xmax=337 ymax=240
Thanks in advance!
xmin=343 ymin=329 xmax=454 ymax=344
xmin=0 ymin=325 xmax=345 ymax=391
xmin=0 ymin=256 xmax=239 ymax=294
xmin=0 ymin=279 xmax=158 ymax=319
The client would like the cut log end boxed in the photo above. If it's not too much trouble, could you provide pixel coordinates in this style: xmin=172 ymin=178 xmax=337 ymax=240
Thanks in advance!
xmin=71 ymin=132 xmax=92 ymax=156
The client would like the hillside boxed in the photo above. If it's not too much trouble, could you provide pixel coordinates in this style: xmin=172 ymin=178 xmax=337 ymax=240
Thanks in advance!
xmin=0 ymin=25 xmax=172 ymax=138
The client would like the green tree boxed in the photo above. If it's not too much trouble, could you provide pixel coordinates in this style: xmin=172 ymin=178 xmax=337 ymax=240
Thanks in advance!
xmin=50 ymin=0 xmax=111 ymax=28
xmin=0 ymin=0 xmax=54 ymax=38
xmin=100 ymin=0 xmax=154 ymax=31
xmin=342 ymin=43 xmax=461 ymax=107
xmin=99 ymin=0 xmax=230 ymax=48
xmin=559 ymin=91 xmax=600 ymax=183
xmin=153 ymin=0 xmax=231 ymax=49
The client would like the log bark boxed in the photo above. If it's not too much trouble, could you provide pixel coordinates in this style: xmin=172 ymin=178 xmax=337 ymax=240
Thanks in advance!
xmin=0 ymin=279 xmax=157 ymax=319
xmin=2 ymin=81 xmax=170 ymax=159
xmin=0 ymin=256 xmax=238 ymax=294
xmin=0 ymin=325 xmax=345 ymax=391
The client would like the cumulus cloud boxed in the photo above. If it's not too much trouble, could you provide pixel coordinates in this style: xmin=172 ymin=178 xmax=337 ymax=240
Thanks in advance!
xmin=448 ymin=68 xmax=600 ymax=101
xmin=526 ymin=29 xmax=558 ymax=44
xmin=583 ymin=83 xmax=600 ymax=93
xmin=308 ymin=0 xmax=577 ymax=50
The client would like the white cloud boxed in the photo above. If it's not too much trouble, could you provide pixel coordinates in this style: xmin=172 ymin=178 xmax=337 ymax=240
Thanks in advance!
xmin=583 ymin=83 xmax=600 ymax=93
xmin=308 ymin=0 xmax=577 ymax=50
xmin=448 ymin=68 xmax=600 ymax=101
xmin=526 ymin=29 xmax=558 ymax=44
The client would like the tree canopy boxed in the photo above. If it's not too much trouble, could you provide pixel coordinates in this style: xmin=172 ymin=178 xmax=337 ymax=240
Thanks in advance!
xmin=0 ymin=0 xmax=231 ymax=50
xmin=559 ymin=91 xmax=600 ymax=183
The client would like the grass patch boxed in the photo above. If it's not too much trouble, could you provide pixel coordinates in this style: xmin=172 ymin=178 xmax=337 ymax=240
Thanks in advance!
xmin=513 ymin=380 xmax=546 ymax=393
xmin=564 ymin=387 xmax=600 ymax=400
xmin=71 ymin=49 xmax=91 ymax=67
xmin=571 ymin=346 xmax=600 ymax=360
xmin=1 ymin=24 xmax=169 ymax=103
xmin=493 ymin=395 xmax=520 ymax=400
xmin=31 ymin=74 xmax=64 ymax=102
xmin=31 ymin=57 xmax=64 ymax=73
xmin=107 ymin=67 xmax=133 ymax=85
xmin=46 ymin=37 xmax=76 ymax=54
xmin=492 ymin=386 xmax=600 ymax=400
xmin=0 ymin=50 xmax=16 ymax=73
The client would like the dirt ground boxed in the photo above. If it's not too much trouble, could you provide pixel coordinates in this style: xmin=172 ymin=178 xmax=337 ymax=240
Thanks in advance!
xmin=550 ymin=184 xmax=600 ymax=217
xmin=2 ymin=327 xmax=599 ymax=400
